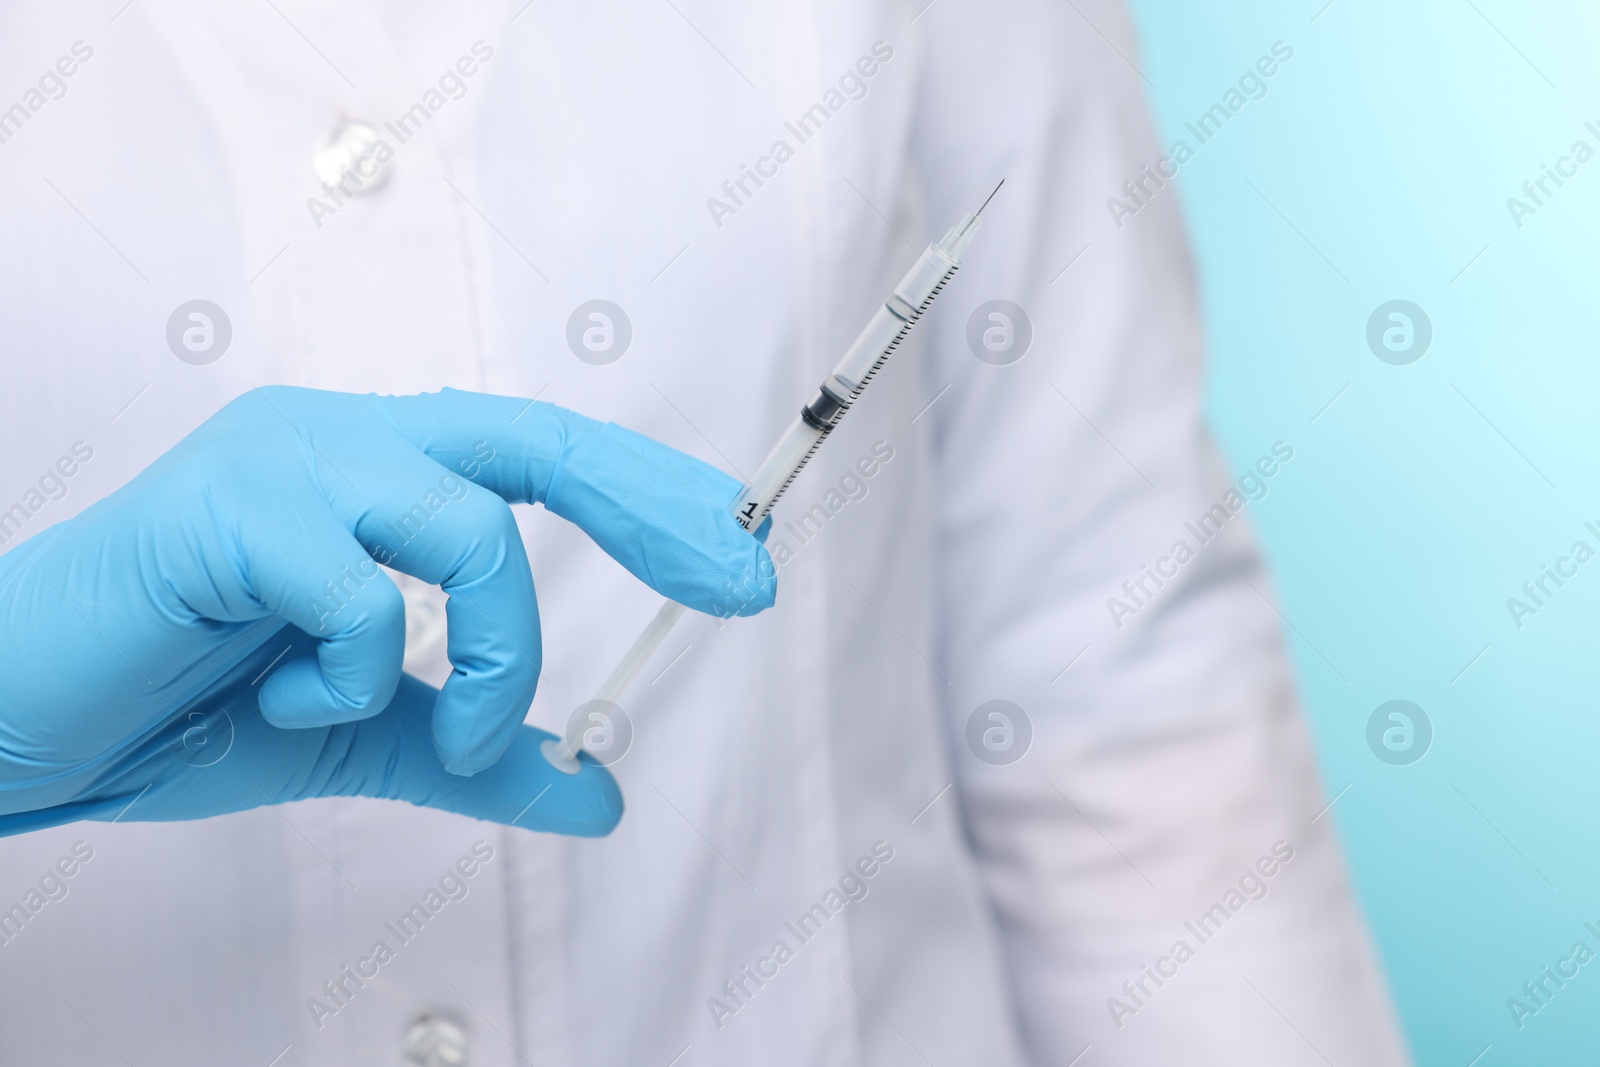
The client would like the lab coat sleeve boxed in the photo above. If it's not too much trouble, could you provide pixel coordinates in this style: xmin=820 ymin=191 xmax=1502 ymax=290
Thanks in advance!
xmin=907 ymin=2 xmax=1411 ymax=1063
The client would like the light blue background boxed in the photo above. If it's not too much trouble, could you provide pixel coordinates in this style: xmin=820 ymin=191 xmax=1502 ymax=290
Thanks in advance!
xmin=1124 ymin=1 xmax=1600 ymax=1063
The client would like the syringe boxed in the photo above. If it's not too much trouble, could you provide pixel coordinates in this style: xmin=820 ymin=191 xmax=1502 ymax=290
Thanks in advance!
xmin=542 ymin=181 xmax=1002 ymax=773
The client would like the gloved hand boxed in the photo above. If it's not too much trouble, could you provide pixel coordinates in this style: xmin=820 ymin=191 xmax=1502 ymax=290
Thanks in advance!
xmin=0 ymin=386 xmax=775 ymax=838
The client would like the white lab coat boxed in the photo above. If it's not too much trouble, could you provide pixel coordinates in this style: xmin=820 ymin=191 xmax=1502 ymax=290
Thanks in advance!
xmin=0 ymin=1 xmax=1409 ymax=1064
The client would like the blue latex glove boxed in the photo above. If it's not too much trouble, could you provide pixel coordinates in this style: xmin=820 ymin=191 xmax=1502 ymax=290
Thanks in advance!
xmin=0 ymin=387 xmax=775 ymax=838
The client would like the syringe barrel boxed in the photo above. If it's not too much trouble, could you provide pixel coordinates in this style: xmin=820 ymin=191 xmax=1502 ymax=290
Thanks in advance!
xmin=731 ymin=415 xmax=823 ymax=531
xmin=831 ymin=246 xmax=959 ymax=391
xmin=829 ymin=306 xmax=906 ymax=395
xmin=728 ymin=241 xmax=962 ymax=532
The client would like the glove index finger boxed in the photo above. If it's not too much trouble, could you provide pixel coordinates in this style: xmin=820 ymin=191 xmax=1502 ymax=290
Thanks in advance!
xmin=382 ymin=388 xmax=559 ymax=505
xmin=385 ymin=390 xmax=775 ymax=616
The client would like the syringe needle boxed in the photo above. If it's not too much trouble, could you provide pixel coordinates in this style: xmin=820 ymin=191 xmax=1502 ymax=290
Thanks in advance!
xmin=975 ymin=178 xmax=1005 ymax=217
xmin=950 ymin=180 xmax=1004 ymax=246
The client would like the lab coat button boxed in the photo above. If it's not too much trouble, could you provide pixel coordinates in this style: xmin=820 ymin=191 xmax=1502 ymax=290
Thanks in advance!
xmin=403 ymin=1013 xmax=467 ymax=1067
xmin=312 ymin=118 xmax=392 ymax=197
